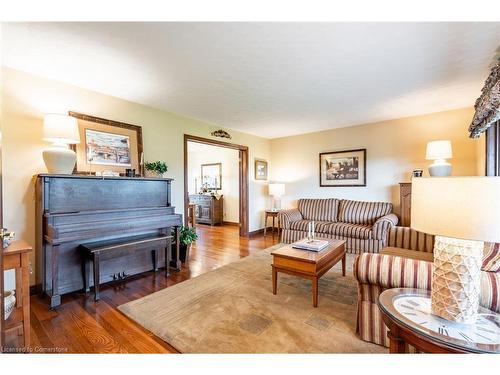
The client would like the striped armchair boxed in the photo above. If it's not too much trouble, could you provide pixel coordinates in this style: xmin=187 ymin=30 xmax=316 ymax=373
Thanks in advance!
xmin=354 ymin=227 xmax=500 ymax=347
xmin=279 ymin=198 xmax=398 ymax=254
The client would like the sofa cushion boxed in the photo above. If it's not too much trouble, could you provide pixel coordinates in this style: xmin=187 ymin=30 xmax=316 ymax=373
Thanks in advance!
xmin=289 ymin=220 xmax=332 ymax=234
xmin=328 ymin=222 xmax=373 ymax=240
xmin=339 ymin=199 xmax=392 ymax=225
xmin=381 ymin=247 xmax=435 ymax=262
xmin=482 ymin=242 xmax=500 ymax=272
xmin=298 ymin=198 xmax=340 ymax=222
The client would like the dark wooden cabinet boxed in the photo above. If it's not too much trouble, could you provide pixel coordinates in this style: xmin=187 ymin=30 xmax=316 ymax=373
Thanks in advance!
xmin=399 ymin=182 xmax=412 ymax=227
xmin=36 ymin=174 xmax=182 ymax=309
xmin=189 ymin=194 xmax=223 ymax=226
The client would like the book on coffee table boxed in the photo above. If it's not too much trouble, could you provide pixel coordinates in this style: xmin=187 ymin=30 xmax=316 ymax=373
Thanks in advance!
xmin=292 ymin=238 xmax=330 ymax=252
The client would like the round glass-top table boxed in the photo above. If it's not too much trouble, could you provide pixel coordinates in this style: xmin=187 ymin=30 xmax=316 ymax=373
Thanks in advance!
xmin=378 ymin=288 xmax=500 ymax=353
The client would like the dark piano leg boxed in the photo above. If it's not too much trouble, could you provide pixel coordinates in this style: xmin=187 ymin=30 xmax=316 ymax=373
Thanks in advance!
xmin=81 ymin=256 xmax=90 ymax=293
xmin=170 ymin=226 xmax=181 ymax=271
xmin=49 ymin=244 xmax=61 ymax=310
xmin=152 ymin=249 xmax=158 ymax=272
xmin=165 ymin=237 xmax=171 ymax=277
xmin=93 ymin=253 xmax=101 ymax=301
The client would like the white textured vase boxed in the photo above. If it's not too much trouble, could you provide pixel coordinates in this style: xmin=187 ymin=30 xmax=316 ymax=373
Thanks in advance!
xmin=43 ymin=144 xmax=77 ymax=174
xmin=4 ymin=290 xmax=16 ymax=320
xmin=431 ymin=235 xmax=483 ymax=323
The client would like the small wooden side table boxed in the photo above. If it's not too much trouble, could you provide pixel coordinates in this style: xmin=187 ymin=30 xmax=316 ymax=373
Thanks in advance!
xmin=378 ymin=288 xmax=500 ymax=353
xmin=264 ymin=210 xmax=281 ymax=236
xmin=3 ymin=240 xmax=32 ymax=348
xmin=187 ymin=203 xmax=197 ymax=228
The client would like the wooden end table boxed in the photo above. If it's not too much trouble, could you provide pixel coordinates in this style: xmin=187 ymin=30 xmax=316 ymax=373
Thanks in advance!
xmin=378 ymin=288 xmax=500 ymax=353
xmin=271 ymin=238 xmax=346 ymax=307
xmin=2 ymin=240 xmax=33 ymax=349
xmin=188 ymin=203 xmax=197 ymax=228
xmin=264 ymin=210 xmax=280 ymax=236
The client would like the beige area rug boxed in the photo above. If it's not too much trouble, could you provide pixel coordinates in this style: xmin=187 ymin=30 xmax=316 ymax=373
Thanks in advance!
xmin=118 ymin=244 xmax=386 ymax=353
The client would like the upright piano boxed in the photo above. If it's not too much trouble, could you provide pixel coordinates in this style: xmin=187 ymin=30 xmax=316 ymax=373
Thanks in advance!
xmin=35 ymin=174 xmax=183 ymax=309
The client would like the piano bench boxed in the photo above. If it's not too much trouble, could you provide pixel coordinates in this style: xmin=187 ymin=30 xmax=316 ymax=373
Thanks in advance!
xmin=79 ymin=234 xmax=171 ymax=302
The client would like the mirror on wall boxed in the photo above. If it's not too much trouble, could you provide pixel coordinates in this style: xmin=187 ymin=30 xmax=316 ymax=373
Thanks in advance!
xmin=201 ymin=162 xmax=222 ymax=191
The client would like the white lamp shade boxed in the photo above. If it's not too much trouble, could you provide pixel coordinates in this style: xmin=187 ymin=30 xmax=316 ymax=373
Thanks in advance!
xmin=43 ymin=114 xmax=80 ymax=144
xmin=426 ymin=140 xmax=452 ymax=160
xmin=269 ymin=183 xmax=285 ymax=197
xmin=411 ymin=177 xmax=500 ymax=242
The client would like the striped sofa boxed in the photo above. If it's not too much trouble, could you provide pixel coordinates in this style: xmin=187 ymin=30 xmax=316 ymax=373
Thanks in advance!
xmin=278 ymin=198 xmax=398 ymax=254
xmin=354 ymin=226 xmax=500 ymax=348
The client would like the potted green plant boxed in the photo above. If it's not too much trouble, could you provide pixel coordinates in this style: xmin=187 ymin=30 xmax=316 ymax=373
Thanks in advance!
xmin=172 ymin=226 xmax=198 ymax=263
xmin=144 ymin=161 xmax=168 ymax=177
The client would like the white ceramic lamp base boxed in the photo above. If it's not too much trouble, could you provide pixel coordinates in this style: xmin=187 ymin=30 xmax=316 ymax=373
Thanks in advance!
xmin=431 ymin=235 xmax=483 ymax=324
xmin=272 ymin=197 xmax=282 ymax=211
xmin=428 ymin=159 xmax=452 ymax=177
xmin=43 ymin=144 xmax=77 ymax=174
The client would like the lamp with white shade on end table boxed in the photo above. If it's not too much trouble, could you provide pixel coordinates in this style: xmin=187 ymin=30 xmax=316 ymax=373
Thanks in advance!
xmin=268 ymin=183 xmax=285 ymax=211
xmin=42 ymin=114 xmax=80 ymax=174
xmin=411 ymin=177 xmax=500 ymax=323
xmin=426 ymin=140 xmax=452 ymax=176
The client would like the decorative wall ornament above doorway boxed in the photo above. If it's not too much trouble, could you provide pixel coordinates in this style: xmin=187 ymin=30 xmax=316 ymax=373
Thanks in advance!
xmin=211 ymin=129 xmax=232 ymax=140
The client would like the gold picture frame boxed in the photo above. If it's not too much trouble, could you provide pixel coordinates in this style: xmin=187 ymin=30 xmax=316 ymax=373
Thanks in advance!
xmin=254 ymin=159 xmax=268 ymax=180
xmin=69 ymin=112 xmax=143 ymax=175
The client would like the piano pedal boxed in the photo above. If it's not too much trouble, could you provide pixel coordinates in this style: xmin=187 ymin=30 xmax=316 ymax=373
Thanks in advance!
xmin=111 ymin=272 xmax=130 ymax=282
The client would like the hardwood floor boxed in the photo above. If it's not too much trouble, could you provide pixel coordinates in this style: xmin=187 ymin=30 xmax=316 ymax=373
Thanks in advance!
xmin=4 ymin=224 xmax=280 ymax=353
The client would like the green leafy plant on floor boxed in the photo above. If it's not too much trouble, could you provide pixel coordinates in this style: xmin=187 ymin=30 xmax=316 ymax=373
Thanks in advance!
xmin=179 ymin=226 xmax=198 ymax=246
xmin=145 ymin=161 xmax=168 ymax=175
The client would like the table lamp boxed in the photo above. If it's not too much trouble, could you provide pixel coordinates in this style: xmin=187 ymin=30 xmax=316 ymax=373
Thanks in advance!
xmin=42 ymin=114 xmax=80 ymax=174
xmin=426 ymin=140 xmax=452 ymax=176
xmin=411 ymin=177 xmax=500 ymax=323
xmin=268 ymin=183 xmax=285 ymax=211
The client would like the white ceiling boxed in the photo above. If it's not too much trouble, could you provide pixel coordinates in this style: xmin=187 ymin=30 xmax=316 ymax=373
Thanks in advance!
xmin=2 ymin=22 xmax=499 ymax=138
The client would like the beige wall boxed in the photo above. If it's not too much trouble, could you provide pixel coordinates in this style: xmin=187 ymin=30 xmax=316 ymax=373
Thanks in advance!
xmin=1 ymin=67 xmax=271 ymax=285
xmin=270 ymin=107 xmax=482 ymax=214
xmin=1 ymin=67 xmax=485 ymax=288
xmin=187 ymin=143 xmax=240 ymax=223
xmin=475 ymin=132 xmax=486 ymax=176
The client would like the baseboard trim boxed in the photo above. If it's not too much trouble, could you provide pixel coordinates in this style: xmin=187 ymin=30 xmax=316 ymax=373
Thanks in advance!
xmin=249 ymin=227 xmax=281 ymax=237
xmin=249 ymin=228 xmax=264 ymax=236
xmin=222 ymin=221 xmax=240 ymax=227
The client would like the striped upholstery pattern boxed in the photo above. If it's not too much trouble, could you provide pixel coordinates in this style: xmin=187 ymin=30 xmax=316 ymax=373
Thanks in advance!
xmin=289 ymin=220 xmax=332 ymax=233
xmin=281 ymin=228 xmax=385 ymax=254
xmin=372 ymin=214 xmax=399 ymax=240
xmin=339 ymin=200 xmax=392 ymax=225
xmin=387 ymin=226 xmax=435 ymax=253
xmin=354 ymin=251 xmax=500 ymax=348
xmin=279 ymin=198 xmax=396 ymax=254
xmin=329 ymin=222 xmax=373 ymax=240
xmin=481 ymin=271 xmax=500 ymax=313
xmin=278 ymin=208 xmax=303 ymax=229
xmin=289 ymin=220 xmax=377 ymax=239
xmin=354 ymin=253 xmax=433 ymax=290
xmin=298 ymin=198 xmax=340 ymax=221
xmin=482 ymin=242 xmax=500 ymax=272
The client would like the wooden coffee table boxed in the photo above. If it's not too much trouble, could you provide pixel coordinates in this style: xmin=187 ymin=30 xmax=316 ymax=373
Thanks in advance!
xmin=271 ymin=238 xmax=346 ymax=307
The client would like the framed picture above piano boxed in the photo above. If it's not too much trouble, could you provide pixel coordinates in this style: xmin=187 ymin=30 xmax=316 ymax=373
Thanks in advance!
xmin=68 ymin=111 xmax=143 ymax=176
